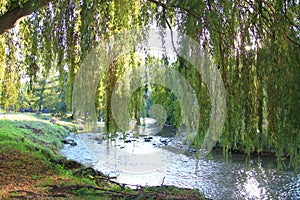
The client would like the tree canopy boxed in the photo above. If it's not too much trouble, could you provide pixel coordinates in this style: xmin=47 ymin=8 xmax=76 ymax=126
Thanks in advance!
xmin=0 ymin=0 xmax=299 ymax=169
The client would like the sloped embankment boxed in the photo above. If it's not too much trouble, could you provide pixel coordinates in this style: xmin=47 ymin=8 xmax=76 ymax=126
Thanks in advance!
xmin=0 ymin=113 xmax=206 ymax=199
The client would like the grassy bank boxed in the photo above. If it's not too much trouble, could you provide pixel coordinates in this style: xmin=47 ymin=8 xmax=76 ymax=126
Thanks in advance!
xmin=0 ymin=113 xmax=206 ymax=199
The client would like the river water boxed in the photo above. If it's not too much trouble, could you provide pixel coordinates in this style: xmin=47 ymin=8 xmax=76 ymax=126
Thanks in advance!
xmin=60 ymin=119 xmax=299 ymax=199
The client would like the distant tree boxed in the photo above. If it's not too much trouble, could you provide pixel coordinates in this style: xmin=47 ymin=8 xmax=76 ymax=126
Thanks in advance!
xmin=19 ymin=69 xmax=63 ymax=114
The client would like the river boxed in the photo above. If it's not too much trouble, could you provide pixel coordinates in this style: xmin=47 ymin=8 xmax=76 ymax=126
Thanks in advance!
xmin=60 ymin=119 xmax=299 ymax=199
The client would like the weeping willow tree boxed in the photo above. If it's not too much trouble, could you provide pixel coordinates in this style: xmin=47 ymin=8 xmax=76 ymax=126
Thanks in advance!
xmin=161 ymin=0 xmax=300 ymax=169
xmin=0 ymin=0 xmax=299 ymax=169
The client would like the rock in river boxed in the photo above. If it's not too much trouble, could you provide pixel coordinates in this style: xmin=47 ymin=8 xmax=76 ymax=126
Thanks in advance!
xmin=62 ymin=139 xmax=77 ymax=146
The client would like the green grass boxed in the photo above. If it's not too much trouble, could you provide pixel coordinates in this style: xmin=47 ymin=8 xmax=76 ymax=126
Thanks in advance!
xmin=0 ymin=113 xmax=70 ymax=163
xmin=0 ymin=113 xmax=206 ymax=199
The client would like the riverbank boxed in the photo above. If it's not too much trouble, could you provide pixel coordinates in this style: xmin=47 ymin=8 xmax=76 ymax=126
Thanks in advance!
xmin=0 ymin=113 xmax=206 ymax=199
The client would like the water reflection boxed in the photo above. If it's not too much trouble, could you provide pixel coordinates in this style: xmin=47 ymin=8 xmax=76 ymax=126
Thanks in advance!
xmin=60 ymin=125 xmax=299 ymax=199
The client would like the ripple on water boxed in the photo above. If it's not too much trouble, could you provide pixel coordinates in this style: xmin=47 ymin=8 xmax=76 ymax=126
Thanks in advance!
xmin=60 ymin=131 xmax=300 ymax=200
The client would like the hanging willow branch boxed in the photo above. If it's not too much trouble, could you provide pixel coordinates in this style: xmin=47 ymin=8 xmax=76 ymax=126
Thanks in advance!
xmin=241 ymin=0 xmax=300 ymax=47
xmin=148 ymin=0 xmax=300 ymax=47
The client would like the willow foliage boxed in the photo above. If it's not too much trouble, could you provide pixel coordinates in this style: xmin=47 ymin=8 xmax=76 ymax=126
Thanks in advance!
xmin=0 ymin=0 xmax=299 ymax=169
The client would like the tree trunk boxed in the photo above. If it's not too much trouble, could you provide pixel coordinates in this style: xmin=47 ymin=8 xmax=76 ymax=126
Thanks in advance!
xmin=0 ymin=0 xmax=54 ymax=35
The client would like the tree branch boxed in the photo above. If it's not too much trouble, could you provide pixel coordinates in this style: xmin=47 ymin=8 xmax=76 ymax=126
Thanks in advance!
xmin=148 ymin=0 xmax=300 ymax=47
xmin=0 ymin=0 xmax=54 ymax=35
xmin=147 ymin=0 xmax=202 ymax=21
